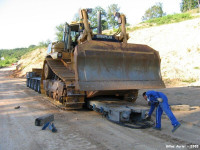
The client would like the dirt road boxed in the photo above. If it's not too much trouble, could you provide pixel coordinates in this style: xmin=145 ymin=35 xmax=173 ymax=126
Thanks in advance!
xmin=0 ymin=67 xmax=200 ymax=150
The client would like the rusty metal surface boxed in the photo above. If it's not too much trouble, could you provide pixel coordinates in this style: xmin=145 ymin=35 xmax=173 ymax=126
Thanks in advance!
xmin=74 ymin=40 xmax=165 ymax=91
xmin=41 ymin=58 xmax=85 ymax=109
xmin=31 ymin=68 xmax=42 ymax=76
xmin=45 ymin=58 xmax=75 ymax=82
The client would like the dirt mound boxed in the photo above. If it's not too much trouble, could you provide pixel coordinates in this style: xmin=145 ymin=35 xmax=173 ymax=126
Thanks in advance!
xmin=128 ymin=18 xmax=200 ymax=86
xmin=13 ymin=48 xmax=46 ymax=77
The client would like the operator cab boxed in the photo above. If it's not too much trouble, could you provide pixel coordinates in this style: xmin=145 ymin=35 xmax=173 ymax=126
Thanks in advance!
xmin=63 ymin=22 xmax=120 ymax=53
xmin=63 ymin=22 xmax=84 ymax=52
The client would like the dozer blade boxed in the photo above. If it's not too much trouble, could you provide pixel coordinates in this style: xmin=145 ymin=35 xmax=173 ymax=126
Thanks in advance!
xmin=74 ymin=40 xmax=165 ymax=91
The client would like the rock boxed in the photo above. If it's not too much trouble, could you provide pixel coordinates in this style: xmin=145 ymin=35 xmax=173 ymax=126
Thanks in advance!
xmin=170 ymin=105 xmax=190 ymax=111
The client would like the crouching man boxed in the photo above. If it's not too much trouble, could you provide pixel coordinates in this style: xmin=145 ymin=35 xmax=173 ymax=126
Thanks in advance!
xmin=143 ymin=90 xmax=181 ymax=132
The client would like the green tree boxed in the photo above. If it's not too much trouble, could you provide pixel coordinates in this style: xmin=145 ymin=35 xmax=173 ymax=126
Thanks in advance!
xmin=38 ymin=39 xmax=51 ymax=47
xmin=55 ymin=24 xmax=64 ymax=41
xmin=73 ymin=12 xmax=80 ymax=22
xmin=72 ymin=7 xmax=108 ymax=32
xmin=180 ymin=0 xmax=199 ymax=12
xmin=55 ymin=4 xmax=123 ymax=40
xmin=107 ymin=4 xmax=120 ymax=28
xmin=198 ymin=0 xmax=200 ymax=12
xmin=142 ymin=3 xmax=166 ymax=21
xmin=88 ymin=6 xmax=108 ymax=31
xmin=28 ymin=45 xmax=36 ymax=49
xmin=0 ymin=46 xmax=42 ymax=68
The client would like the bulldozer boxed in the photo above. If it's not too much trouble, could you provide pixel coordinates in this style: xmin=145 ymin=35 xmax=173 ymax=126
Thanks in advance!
xmin=40 ymin=9 xmax=165 ymax=109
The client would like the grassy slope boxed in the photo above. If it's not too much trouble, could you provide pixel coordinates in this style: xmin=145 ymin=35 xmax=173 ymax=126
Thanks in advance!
xmin=13 ymin=47 xmax=47 ymax=77
xmin=0 ymin=46 xmax=46 ymax=68
xmin=127 ymin=12 xmax=199 ymax=33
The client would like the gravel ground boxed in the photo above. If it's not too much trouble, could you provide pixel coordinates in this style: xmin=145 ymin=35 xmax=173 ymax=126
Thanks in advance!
xmin=1 ymin=67 xmax=200 ymax=150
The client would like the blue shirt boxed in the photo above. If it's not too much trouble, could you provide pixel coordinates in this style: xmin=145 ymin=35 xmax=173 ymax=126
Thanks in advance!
xmin=146 ymin=90 xmax=161 ymax=116
xmin=146 ymin=90 xmax=160 ymax=103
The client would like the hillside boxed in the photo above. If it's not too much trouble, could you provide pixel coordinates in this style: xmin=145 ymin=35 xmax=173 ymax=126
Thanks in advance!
xmin=128 ymin=17 xmax=200 ymax=86
xmin=13 ymin=17 xmax=200 ymax=86
xmin=12 ymin=47 xmax=46 ymax=77
xmin=0 ymin=47 xmax=37 ymax=68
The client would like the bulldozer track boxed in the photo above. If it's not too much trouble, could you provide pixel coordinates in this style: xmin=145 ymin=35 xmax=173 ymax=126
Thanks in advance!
xmin=34 ymin=57 xmax=85 ymax=110
xmin=43 ymin=96 xmax=84 ymax=110
xmin=45 ymin=58 xmax=75 ymax=82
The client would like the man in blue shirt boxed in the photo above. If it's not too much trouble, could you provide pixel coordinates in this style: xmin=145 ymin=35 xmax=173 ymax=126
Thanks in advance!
xmin=143 ymin=90 xmax=181 ymax=132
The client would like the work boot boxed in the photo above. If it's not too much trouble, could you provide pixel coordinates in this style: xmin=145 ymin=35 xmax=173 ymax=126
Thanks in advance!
xmin=153 ymin=127 xmax=161 ymax=131
xmin=51 ymin=123 xmax=57 ymax=133
xmin=172 ymin=123 xmax=181 ymax=133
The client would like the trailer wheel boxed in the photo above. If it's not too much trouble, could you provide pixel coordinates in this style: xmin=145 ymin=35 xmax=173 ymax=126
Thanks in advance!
xmin=28 ymin=79 xmax=31 ymax=87
xmin=26 ymin=79 xmax=29 ymax=87
xmin=34 ymin=80 xmax=37 ymax=91
xmin=30 ymin=79 xmax=34 ymax=89
xmin=37 ymin=81 xmax=41 ymax=93
xmin=44 ymin=63 xmax=53 ymax=79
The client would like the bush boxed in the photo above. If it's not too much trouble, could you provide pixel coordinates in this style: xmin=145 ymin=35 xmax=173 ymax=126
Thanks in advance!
xmin=125 ymin=13 xmax=195 ymax=33
xmin=182 ymin=78 xmax=197 ymax=83
xmin=0 ymin=45 xmax=46 ymax=68
xmin=145 ymin=13 xmax=193 ymax=25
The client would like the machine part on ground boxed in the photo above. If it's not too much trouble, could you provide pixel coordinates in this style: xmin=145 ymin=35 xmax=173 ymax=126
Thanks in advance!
xmin=35 ymin=114 xmax=54 ymax=126
xmin=88 ymin=100 xmax=155 ymax=129
xmin=26 ymin=8 xmax=165 ymax=126
xmin=14 ymin=106 xmax=20 ymax=109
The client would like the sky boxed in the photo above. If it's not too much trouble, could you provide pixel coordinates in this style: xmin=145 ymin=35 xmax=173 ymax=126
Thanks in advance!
xmin=0 ymin=0 xmax=182 ymax=49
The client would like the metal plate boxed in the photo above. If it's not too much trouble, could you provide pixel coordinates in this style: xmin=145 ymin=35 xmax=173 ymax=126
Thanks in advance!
xmin=74 ymin=40 xmax=165 ymax=91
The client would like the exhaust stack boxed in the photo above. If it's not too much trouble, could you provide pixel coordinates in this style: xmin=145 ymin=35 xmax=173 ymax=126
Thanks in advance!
xmin=97 ymin=11 xmax=102 ymax=34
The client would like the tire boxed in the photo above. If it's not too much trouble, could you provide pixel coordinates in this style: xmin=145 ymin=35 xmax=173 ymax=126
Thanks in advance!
xmin=44 ymin=63 xmax=53 ymax=79
xmin=26 ymin=79 xmax=29 ymax=87
xmin=28 ymin=79 xmax=31 ymax=87
xmin=37 ymin=81 xmax=41 ymax=93
xmin=34 ymin=80 xmax=37 ymax=91
xmin=31 ymin=79 xmax=34 ymax=89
